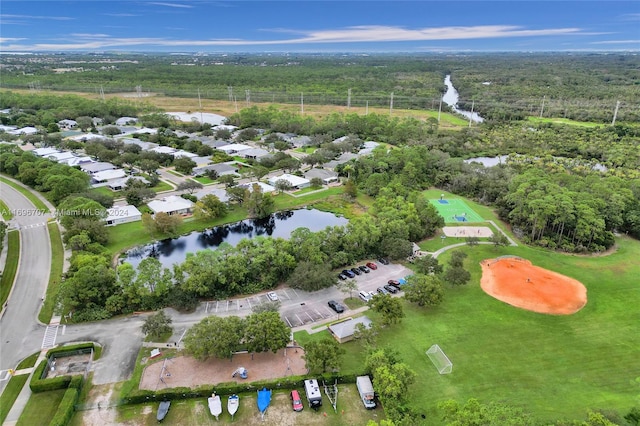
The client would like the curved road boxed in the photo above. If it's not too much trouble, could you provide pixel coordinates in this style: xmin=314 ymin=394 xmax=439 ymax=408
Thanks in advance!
xmin=0 ymin=180 xmax=53 ymax=371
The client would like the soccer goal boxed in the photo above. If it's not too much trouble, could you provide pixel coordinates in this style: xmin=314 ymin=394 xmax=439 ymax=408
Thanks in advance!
xmin=426 ymin=344 xmax=453 ymax=374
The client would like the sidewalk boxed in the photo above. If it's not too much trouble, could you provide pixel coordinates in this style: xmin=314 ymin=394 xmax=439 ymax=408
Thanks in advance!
xmin=2 ymin=351 xmax=46 ymax=426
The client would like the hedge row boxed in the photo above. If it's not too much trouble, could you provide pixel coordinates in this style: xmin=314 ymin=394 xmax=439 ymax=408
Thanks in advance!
xmin=30 ymin=343 xmax=95 ymax=393
xmin=122 ymin=372 xmax=361 ymax=405
xmin=48 ymin=387 xmax=79 ymax=426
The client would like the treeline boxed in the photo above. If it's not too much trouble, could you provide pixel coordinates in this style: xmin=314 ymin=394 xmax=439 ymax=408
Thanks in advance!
xmin=0 ymin=91 xmax=153 ymax=129
xmin=58 ymin=193 xmax=443 ymax=321
xmin=2 ymin=53 xmax=638 ymax=123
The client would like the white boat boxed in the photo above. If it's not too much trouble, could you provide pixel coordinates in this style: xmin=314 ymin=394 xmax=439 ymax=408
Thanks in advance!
xmin=208 ymin=393 xmax=222 ymax=420
xmin=228 ymin=394 xmax=239 ymax=418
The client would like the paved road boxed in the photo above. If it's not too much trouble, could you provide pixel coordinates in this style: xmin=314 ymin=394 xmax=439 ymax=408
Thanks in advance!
xmin=0 ymin=180 xmax=53 ymax=372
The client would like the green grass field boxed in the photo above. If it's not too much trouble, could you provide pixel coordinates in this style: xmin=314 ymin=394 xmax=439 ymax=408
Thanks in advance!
xmin=0 ymin=374 xmax=29 ymax=424
xmin=39 ymin=223 xmax=64 ymax=323
xmin=429 ymin=197 xmax=485 ymax=223
xmin=0 ymin=231 xmax=20 ymax=307
xmin=297 ymin=238 xmax=640 ymax=423
xmin=16 ymin=389 xmax=66 ymax=426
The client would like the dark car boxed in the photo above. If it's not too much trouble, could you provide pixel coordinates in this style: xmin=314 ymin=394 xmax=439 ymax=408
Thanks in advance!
xmin=378 ymin=257 xmax=390 ymax=265
xmin=290 ymin=390 xmax=304 ymax=412
xmin=384 ymin=284 xmax=399 ymax=294
xmin=377 ymin=286 xmax=390 ymax=295
xmin=338 ymin=273 xmax=347 ymax=280
xmin=342 ymin=269 xmax=356 ymax=278
xmin=358 ymin=265 xmax=370 ymax=273
xmin=328 ymin=300 xmax=345 ymax=313
xmin=387 ymin=279 xmax=401 ymax=288
xmin=366 ymin=262 xmax=378 ymax=270
xmin=350 ymin=267 xmax=362 ymax=276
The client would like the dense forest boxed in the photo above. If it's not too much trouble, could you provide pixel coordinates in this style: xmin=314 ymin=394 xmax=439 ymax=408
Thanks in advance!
xmin=1 ymin=53 xmax=639 ymax=123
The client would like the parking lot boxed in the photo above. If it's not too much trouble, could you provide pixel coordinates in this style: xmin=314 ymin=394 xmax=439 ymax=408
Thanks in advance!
xmin=199 ymin=261 xmax=413 ymax=329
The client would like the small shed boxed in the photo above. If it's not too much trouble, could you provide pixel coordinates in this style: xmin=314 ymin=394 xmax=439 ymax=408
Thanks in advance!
xmin=328 ymin=316 xmax=372 ymax=343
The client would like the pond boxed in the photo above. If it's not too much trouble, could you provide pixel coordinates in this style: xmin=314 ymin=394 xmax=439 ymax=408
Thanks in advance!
xmin=122 ymin=208 xmax=348 ymax=268
xmin=464 ymin=155 xmax=508 ymax=167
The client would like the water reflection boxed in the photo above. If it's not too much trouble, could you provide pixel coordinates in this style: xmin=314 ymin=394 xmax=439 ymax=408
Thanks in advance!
xmin=122 ymin=209 xmax=348 ymax=268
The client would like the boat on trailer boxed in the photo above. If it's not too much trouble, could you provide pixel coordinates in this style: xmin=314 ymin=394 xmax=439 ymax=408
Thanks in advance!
xmin=257 ymin=388 xmax=272 ymax=419
xmin=208 ymin=392 xmax=222 ymax=420
xmin=228 ymin=394 xmax=239 ymax=419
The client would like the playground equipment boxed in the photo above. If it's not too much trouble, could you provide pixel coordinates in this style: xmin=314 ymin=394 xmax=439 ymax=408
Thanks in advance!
xmin=231 ymin=366 xmax=248 ymax=379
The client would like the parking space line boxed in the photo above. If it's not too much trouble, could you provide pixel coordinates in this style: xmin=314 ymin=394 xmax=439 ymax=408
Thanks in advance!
xmin=284 ymin=317 xmax=293 ymax=327
xmin=215 ymin=301 xmax=219 ymax=312
xmin=246 ymin=298 xmax=252 ymax=309
xmin=295 ymin=313 xmax=304 ymax=324
xmin=290 ymin=289 xmax=300 ymax=298
xmin=314 ymin=309 xmax=323 ymax=318
xmin=236 ymin=300 xmax=240 ymax=310
xmin=305 ymin=311 xmax=314 ymax=322
xmin=281 ymin=290 xmax=291 ymax=300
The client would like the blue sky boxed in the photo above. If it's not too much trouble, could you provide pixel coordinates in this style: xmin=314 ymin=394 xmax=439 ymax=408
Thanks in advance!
xmin=1 ymin=1 xmax=639 ymax=53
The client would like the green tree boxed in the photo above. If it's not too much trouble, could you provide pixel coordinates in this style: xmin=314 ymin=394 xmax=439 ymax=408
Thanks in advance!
xmin=343 ymin=179 xmax=358 ymax=198
xmin=352 ymin=322 xmax=379 ymax=349
xmin=56 ymin=196 xmax=106 ymax=229
xmin=75 ymin=116 xmax=93 ymax=131
xmin=141 ymin=310 xmax=173 ymax=340
xmin=438 ymin=398 xmax=534 ymax=426
xmin=274 ymin=179 xmax=293 ymax=193
xmin=369 ymin=294 xmax=405 ymax=326
xmin=183 ymin=315 xmax=244 ymax=360
xmin=173 ymin=157 xmax=197 ymax=175
xmin=444 ymin=266 xmax=471 ymax=286
xmin=153 ymin=212 xmax=183 ymax=236
xmin=303 ymin=338 xmax=346 ymax=373
xmin=177 ymin=180 xmax=203 ymax=194
xmin=243 ymin=311 xmax=290 ymax=354
xmin=218 ymin=174 xmax=236 ymax=188
xmin=490 ymin=232 xmax=509 ymax=249
xmin=448 ymin=250 xmax=468 ymax=268
xmin=137 ymin=159 xmax=160 ymax=175
xmin=286 ymin=262 xmax=336 ymax=292
xmin=193 ymin=194 xmax=228 ymax=220
xmin=251 ymin=300 xmax=281 ymax=314
xmin=244 ymin=184 xmax=274 ymax=219
xmin=373 ymin=362 xmax=416 ymax=406
xmin=413 ymin=254 xmax=443 ymax=275
xmin=403 ymin=274 xmax=444 ymax=308
xmin=338 ymin=279 xmax=358 ymax=300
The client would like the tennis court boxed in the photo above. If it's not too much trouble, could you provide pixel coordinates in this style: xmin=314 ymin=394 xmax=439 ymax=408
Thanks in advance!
xmin=429 ymin=198 xmax=485 ymax=223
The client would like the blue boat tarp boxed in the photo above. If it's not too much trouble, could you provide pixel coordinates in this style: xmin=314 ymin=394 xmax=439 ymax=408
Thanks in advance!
xmin=257 ymin=388 xmax=272 ymax=413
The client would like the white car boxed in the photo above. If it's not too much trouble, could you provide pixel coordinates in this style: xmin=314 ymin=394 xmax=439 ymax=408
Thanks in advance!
xmin=267 ymin=291 xmax=279 ymax=301
xmin=358 ymin=291 xmax=374 ymax=302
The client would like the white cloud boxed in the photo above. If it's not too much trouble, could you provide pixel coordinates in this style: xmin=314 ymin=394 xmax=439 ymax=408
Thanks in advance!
xmin=0 ymin=37 xmax=26 ymax=43
xmin=1 ymin=14 xmax=73 ymax=21
xmin=590 ymin=39 xmax=640 ymax=45
xmin=0 ymin=24 xmax=600 ymax=51
xmin=147 ymin=2 xmax=194 ymax=8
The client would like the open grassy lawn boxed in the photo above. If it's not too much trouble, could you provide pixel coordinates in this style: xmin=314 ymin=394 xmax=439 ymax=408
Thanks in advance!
xmin=193 ymin=175 xmax=215 ymax=184
xmin=0 ymin=230 xmax=20 ymax=307
xmin=89 ymin=186 xmax=116 ymax=198
xmin=296 ymin=237 xmax=640 ymax=423
xmin=526 ymin=116 xmax=603 ymax=128
xmin=0 ymin=176 xmax=49 ymax=212
xmin=0 ymin=199 xmax=14 ymax=220
xmin=0 ymin=374 xmax=29 ymax=424
xmin=152 ymin=181 xmax=174 ymax=192
xmin=16 ymin=389 xmax=66 ymax=426
xmin=39 ymin=223 xmax=64 ymax=323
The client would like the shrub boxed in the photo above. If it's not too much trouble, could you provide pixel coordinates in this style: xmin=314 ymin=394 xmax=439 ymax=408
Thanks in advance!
xmin=48 ymin=387 xmax=79 ymax=426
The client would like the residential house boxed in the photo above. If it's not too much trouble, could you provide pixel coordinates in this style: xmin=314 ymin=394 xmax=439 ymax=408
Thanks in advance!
xmin=148 ymin=195 xmax=194 ymax=216
xmin=216 ymin=143 xmax=251 ymax=155
xmin=104 ymin=205 xmax=142 ymax=226
xmin=192 ymin=162 xmax=238 ymax=177
xmin=267 ymin=173 xmax=310 ymax=189
xmin=304 ymin=168 xmax=339 ymax=184
xmin=107 ymin=176 xmax=148 ymax=191
xmin=240 ymin=181 xmax=276 ymax=194
xmin=81 ymin=162 xmax=116 ymax=174
xmin=32 ymin=147 xmax=60 ymax=157
xmin=239 ymin=148 xmax=270 ymax=160
xmin=91 ymin=169 xmax=127 ymax=184
xmin=47 ymin=151 xmax=77 ymax=163
xmin=57 ymin=119 xmax=77 ymax=130
xmin=115 ymin=117 xmax=138 ymax=126
xmin=195 ymin=187 xmax=230 ymax=203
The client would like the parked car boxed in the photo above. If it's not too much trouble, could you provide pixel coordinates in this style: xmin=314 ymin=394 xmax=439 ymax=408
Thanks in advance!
xmin=387 ymin=279 xmax=401 ymax=289
xmin=359 ymin=290 xmax=374 ymax=302
xmin=384 ymin=284 xmax=399 ymax=294
xmin=328 ymin=300 xmax=345 ymax=313
xmin=350 ymin=267 xmax=362 ymax=276
xmin=342 ymin=269 xmax=356 ymax=279
xmin=338 ymin=273 xmax=347 ymax=280
xmin=377 ymin=286 xmax=390 ymax=295
xmin=267 ymin=292 xmax=279 ymax=301
xmin=378 ymin=258 xmax=390 ymax=265
xmin=358 ymin=265 xmax=370 ymax=273
xmin=290 ymin=390 xmax=304 ymax=412
xmin=366 ymin=262 xmax=378 ymax=270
